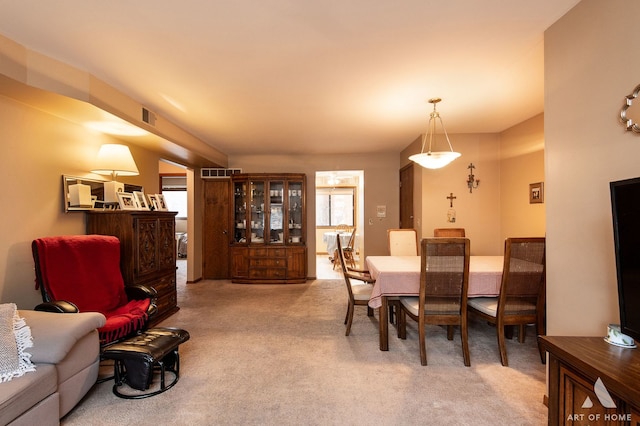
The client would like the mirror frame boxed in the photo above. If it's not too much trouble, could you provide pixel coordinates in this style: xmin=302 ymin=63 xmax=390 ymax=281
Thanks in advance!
xmin=62 ymin=175 xmax=143 ymax=212
xmin=621 ymin=84 xmax=640 ymax=133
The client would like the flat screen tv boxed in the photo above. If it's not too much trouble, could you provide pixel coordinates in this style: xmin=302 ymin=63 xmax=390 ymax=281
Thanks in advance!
xmin=610 ymin=177 xmax=640 ymax=342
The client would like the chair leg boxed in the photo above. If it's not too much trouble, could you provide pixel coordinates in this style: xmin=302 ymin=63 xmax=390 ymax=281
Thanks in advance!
xmin=345 ymin=303 xmax=354 ymax=336
xmin=537 ymin=320 xmax=546 ymax=364
xmin=367 ymin=306 xmax=374 ymax=317
xmin=388 ymin=303 xmax=396 ymax=324
xmin=505 ymin=325 xmax=514 ymax=340
xmin=461 ymin=320 xmax=470 ymax=367
xmin=447 ymin=325 xmax=454 ymax=340
xmin=398 ymin=308 xmax=407 ymax=339
xmin=497 ymin=323 xmax=509 ymax=367
xmin=518 ymin=324 xmax=526 ymax=343
xmin=419 ymin=319 xmax=427 ymax=366
xmin=344 ymin=304 xmax=349 ymax=325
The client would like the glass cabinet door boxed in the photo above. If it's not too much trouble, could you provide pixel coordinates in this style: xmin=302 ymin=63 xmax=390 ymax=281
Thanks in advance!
xmin=233 ymin=181 xmax=247 ymax=243
xmin=249 ymin=180 xmax=265 ymax=243
xmin=288 ymin=180 xmax=304 ymax=244
xmin=268 ymin=181 xmax=284 ymax=244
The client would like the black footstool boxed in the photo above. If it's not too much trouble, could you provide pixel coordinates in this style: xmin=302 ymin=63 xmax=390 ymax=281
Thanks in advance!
xmin=102 ymin=327 xmax=190 ymax=399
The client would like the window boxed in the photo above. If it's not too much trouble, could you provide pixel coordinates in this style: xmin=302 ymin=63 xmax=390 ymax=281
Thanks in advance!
xmin=316 ymin=187 xmax=355 ymax=227
xmin=160 ymin=175 xmax=187 ymax=218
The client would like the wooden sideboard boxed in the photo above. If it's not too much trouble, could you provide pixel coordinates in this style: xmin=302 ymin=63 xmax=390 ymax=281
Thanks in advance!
xmin=86 ymin=210 xmax=179 ymax=325
xmin=539 ymin=336 xmax=640 ymax=425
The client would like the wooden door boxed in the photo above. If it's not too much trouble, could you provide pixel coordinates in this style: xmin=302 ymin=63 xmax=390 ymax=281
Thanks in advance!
xmin=203 ymin=180 xmax=231 ymax=279
xmin=399 ymin=163 xmax=414 ymax=228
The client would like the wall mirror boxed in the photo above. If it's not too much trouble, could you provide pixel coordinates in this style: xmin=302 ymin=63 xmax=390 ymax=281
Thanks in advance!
xmin=621 ymin=84 xmax=640 ymax=133
xmin=62 ymin=175 xmax=143 ymax=212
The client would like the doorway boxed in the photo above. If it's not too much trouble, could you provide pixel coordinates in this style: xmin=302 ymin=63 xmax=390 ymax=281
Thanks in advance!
xmin=315 ymin=171 xmax=364 ymax=278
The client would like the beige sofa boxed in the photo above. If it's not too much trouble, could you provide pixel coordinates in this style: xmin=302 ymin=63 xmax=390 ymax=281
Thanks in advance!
xmin=0 ymin=310 xmax=106 ymax=426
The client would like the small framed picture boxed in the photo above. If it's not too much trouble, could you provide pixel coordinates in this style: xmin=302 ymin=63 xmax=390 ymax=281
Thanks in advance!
xmin=133 ymin=191 xmax=149 ymax=210
xmin=155 ymin=194 xmax=169 ymax=211
xmin=117 ymin=192 xmax=138 ymax=210
xmin=529 ymin=182 xmax=544 ymax=204
xmin=147 ymin=194 xmax=159 ymax=210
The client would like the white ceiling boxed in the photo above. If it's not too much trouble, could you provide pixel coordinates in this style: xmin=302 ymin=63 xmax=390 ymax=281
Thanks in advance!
xmin=0 ymin=1 xmax=580 ymax=157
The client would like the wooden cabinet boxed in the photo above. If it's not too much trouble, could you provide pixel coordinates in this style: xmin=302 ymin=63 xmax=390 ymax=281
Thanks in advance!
xmin=230 ymin=173 xmax=307 ymax=283
xmin=539 ymin=336 xmax=640 ymax=425
xmin=86 ymin=211 xmax=179 ymax=324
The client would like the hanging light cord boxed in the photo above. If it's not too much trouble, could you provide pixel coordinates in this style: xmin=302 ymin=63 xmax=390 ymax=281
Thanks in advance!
xmin=419 ymin=98 xmax=455 ymax=155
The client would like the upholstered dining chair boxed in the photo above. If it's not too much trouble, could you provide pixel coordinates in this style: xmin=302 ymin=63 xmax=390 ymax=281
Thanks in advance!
xmin=32 ymin=235 xmax=158 ymax=347
xmin=467 ymin=237 xmax=546 ymax=367
xmin=433 ymin=228 xmax=466 ymax=237
xmin=387 ymin=228 xmax=419 ymax=256
xmin=336 ymin=236 xmax=375 ymax=336
xmin=397 ymin=238 xmax=471 ymax=366
xmin=385 ymin=228 xmax=419 ymax=324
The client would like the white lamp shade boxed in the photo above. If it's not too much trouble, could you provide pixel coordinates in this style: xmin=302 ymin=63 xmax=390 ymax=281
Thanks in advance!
xmin=91 ymin=144 xmax=139 ymax=177
xmin=408 ymin=151 xmax=461 ymax=169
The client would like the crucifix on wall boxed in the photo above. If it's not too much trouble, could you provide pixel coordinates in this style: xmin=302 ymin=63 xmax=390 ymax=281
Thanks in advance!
xmin=446 ymin=192 xmax=457 ymax=223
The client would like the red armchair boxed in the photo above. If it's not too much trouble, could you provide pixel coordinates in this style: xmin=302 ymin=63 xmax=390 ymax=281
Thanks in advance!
xmin=32 ymin=235 xmax=157 ymax=345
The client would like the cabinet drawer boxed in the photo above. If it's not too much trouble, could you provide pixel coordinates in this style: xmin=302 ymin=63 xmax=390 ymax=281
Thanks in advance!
xmin=250 ymin=258 xmax=285 ymax=268
xmin=141 ymin=273 xmax=176 ymax=297
xmin=155 ymin=292 xmax=177 ymax=316
xmin=250 ymin=247 xmax=286 ymax=257
xmin=249 ymin=268 xmax=287 ymax=279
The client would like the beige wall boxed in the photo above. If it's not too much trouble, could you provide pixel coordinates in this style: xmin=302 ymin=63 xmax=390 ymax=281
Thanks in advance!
xmin=544 ymin=0 xmax=640 ymax=336
xmin=229 ymin=154 xmax=400 ymax=278
xmin=500 ymin=113 xmax=546 ymax=241
xmin=0 ymin=94 xmax=164 ymax=309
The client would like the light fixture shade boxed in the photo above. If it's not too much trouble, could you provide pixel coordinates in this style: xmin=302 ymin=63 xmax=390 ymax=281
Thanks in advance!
xmin=408 ymin=151 xmax=461 ymax=169
xmin=410 ymin=97 xmax=461 ymax=169
xmin=91 ymin=144 xmax=139 ymax=177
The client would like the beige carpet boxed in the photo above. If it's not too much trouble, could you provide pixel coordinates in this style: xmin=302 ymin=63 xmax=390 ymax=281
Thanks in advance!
xmin=61 ymin=278 xmax=547 ymax=425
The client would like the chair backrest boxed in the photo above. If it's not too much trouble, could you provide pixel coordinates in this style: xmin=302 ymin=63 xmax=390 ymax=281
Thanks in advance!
xmin=32 ymin=235 xmax=128 ymax=315
xmin=388 ymin=229 xmax=418 ymax=256
xmin=346 ymin=227 xmax=357 ymax=250
xmin=498 ymin=237 xmax=546 ymax=316
xmin=335 ymin=224 xmax=351 ymax=234
xmin=433 ymin=228 xmax=466 ymax=237
xmin=420 ymin=238 xmax=470 ymax=315
xmin=336 ymin=237 xmax=355 ymax=301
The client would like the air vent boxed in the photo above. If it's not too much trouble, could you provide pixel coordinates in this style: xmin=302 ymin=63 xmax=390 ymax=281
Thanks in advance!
xmin=142 ymin=107 xmax=157 ymax=126
xmin=201 ymin=168 xmax=242 ymax=179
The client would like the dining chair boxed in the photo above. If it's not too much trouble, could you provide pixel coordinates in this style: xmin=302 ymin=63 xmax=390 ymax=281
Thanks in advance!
xmin=333 ymin=227 xmax=357 ymax=270
xmin=433 ymin=228 xmax=466 ymax=237
xmin=397 ymin=238 xmax=471 ymax=366
xmin=387 ymin=228 xmax=418 ymax=256
xmin=467 ymin=237 xmax=546 ymax=367
xmin=385 ymin=228 xmax=419 ymax=324
xmin=336 ymin=236 xmax=375 ymax=336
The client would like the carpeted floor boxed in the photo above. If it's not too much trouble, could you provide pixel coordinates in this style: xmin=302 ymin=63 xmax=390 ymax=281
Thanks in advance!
xmin=61 ymin=277 xmax=548 ymax=425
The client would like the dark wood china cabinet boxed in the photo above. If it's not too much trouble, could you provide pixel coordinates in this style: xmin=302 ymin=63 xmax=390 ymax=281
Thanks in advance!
xmin=86 ymin=210 xmax=179 ymax=324
xmin=230 ymin=173 xmax=307 ymax=284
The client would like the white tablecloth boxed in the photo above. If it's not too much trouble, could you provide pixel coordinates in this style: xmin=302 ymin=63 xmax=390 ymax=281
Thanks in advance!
xmin=366 ymin=255 xmax=503 ymax=309
xmin=323 ymin=231 xmax=353 ymax=255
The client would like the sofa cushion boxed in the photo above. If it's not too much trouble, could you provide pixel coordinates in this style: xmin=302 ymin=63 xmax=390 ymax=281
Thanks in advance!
xmin=19 ymin=311 xmax=105 ymax=365
xmin=0 ymin=364 xmax=57 ymax=426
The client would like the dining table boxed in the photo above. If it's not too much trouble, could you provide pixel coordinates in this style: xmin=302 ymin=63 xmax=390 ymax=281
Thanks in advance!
xmin=365 ymin=255 xmax=504 ymax=351
xmin=323 ymin=231 xmax=354 ymax=256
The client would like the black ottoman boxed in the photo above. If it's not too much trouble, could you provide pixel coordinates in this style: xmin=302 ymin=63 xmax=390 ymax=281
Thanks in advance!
xmin=102 ymin=327 xmax=190 ymax=399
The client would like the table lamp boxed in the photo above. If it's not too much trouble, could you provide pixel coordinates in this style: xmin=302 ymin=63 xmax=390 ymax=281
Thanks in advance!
xmin=91 ymin=144 xmax=139 ymax=203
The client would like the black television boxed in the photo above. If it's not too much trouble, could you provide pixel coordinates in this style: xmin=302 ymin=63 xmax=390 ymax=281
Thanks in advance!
xmin=610 ymin=177 xmax=640 ymax=342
